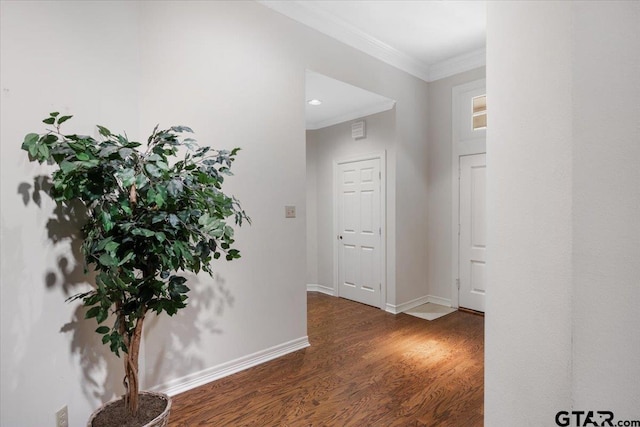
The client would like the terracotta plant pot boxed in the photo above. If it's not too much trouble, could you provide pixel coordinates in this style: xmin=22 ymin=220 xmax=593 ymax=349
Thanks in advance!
xmin=87 ymin=391 xmax=171 ymax=427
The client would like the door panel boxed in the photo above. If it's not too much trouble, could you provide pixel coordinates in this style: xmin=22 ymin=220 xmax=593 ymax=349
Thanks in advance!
xmin=459 ymin=153 xmax=486 ymax=312
xmin=338 ymin=158 xmax=381 ymax=307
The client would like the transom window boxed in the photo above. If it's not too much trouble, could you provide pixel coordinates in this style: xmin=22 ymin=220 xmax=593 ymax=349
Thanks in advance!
xmin=472 ymin=95 xmax=487 ymax=130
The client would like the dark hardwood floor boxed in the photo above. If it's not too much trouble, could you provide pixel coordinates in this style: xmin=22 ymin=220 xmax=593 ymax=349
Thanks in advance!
xmin=169 ymin=292 xmax=484 ymax=426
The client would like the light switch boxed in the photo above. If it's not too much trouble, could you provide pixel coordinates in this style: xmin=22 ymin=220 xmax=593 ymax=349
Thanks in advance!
xmin=285 ymin=205 xmax=296 ymax=218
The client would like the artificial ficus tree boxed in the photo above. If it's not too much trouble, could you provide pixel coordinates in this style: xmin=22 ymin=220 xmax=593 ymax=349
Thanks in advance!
xmin=22 ymin=113 xmax=249 ymax=416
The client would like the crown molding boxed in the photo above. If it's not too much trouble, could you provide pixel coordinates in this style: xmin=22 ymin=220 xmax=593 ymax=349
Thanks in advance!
xmin=307 ymin=99 xmax=396 ymax=130
xmin=258 ymin=1 xmax=485 ymax=83
xmin=428 ymin=48 xmax=486 ymax=82
xmin=258 ymin=0 xmax=431 ymax=82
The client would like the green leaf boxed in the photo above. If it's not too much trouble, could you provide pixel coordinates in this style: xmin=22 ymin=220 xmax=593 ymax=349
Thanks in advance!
xmin=154 ymin=187 xmax=167 ymax=208
xmin=96 ymin=125 xmax=111 ymax=137
xmin=104 ymin=241 xmax=119 ymax=253
xmin=96 ymin=308 xmax=108 ymax=324
xmin=100 ymin=210 xmax=113 ymax=232
xmin=121 ymin=202 xmax=132 ymax=215
xmin=50 ymin=112 xmax=60 ymax=117
xmin=96 ymin=326 xmax=110 ymax=334
xmin=21 ymin=133 xmax=39 ymax=151
xmin=99 ymin=145 xmax=119 ymax=157
xmin=151 ymin=212 xmax=167 ymax=224
xmin=135 ymin=173 xmax=149 ymax=189
xmin=118 ymin=251 xmax=135 ymax=266
xmin=68 ymin=141 xmax=86 ymax=152
xmin=119 ymin=147 xmax=133 ymax=159
xmin=197 ymin=212 xmax=211 ymax=227
xmin=78 ymin=159 xmax=100 ymax=168
xmin=124 ymin=140 xmax=142 ymax=148
xmin=131 ymin=228 xmax=155 ymax=237
xmin=85 ymin=306 xmax=100 ymax=319
xmin=28 ymin=142 xmax=39 ymax=158
xmin=37 ymin=143 xmax=50 ymax=159
xmin=167 ymin=179 xmax=184 ymax=197
xmin=170 ymin=125 xmax=193 ymax=133
xmin=156 ymin=160 xmax=169 ymax=171
xmin=98 ymin=253 xmax=118 ymax=267
xmin=43 ymin=117 xmax=55 ymax=125
xmin=42 ymin=134 xmax=58 ymax=145
xmin=147 ymin=187 xmax=157 ymax=204
xmin=145 ymin=163 xmax=162 ymax=178
xmin=116 ymin=168 xmax=135 ymax=187
xmin=76 ymin=152 xmax=90 ymax=161
xmin=59 ymin=160 xmax=77 ymax=174
xmin=176 ymin=282 xmax=190 ymax=293
xmin=57 ymin=115 xmax=73 ymax=125
xmin=96 ymin=237 xmax=114 ymax=251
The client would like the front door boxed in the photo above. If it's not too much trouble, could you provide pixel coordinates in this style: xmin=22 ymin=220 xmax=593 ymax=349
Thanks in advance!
xmin=458 ymin=153 xmax=487 ymax=312
xmin=337 ymin=157 xmax=382 ymax=308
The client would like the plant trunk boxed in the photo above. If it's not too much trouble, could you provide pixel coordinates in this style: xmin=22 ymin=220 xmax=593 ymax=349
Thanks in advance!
xmin=123 ymin=311 xmax=146 ymax=416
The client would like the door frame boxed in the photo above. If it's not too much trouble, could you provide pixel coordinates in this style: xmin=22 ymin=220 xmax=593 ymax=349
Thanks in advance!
xmin=451 ymin=79 xmax=486 ymax=309
xmin=333 ymin=151 xmax=387 ymax=309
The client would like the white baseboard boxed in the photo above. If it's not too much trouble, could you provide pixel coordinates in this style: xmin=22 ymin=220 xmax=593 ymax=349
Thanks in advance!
xmin=427 ymin=295 xmax=452 ymax=307
xmin=306 ymin=284 xmax=335 ymax=296
xmin=154 ymin=336 xmax=310 ymax=397
xmin=385 ymin=294 xmax=430 ymax=314
xmin=385 ymin=295 xmax=453 ymax=314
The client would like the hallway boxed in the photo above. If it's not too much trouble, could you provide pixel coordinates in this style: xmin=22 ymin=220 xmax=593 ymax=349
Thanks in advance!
xmin=169 ymin=292 xmax=484 ymax=426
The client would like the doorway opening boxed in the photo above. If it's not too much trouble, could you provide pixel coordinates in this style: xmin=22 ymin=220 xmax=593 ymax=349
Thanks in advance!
xmin=452 ymin=79 xmax=487 ymax=313
xmin=304 ymin=70 xmax=395 ymax=309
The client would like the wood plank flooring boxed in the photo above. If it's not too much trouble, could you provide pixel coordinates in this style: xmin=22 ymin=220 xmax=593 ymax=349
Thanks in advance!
xmin=169 ymin=292 xmax=484 ymax=426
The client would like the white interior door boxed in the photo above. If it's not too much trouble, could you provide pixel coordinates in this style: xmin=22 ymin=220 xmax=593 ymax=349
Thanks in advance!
xmin=337 ymin=157 xmax=382 ymax=308
xmin=458 ymin=153 xmax=487 ymax=312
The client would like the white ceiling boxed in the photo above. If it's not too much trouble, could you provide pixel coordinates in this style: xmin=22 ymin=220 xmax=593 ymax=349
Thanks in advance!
xmin=260 ymin=0 xmax=487 ymax=82
xmin=259 ymin=0 xmax=487 ymax=130
xmin=305 ymin=70 xmax=395 ymax=130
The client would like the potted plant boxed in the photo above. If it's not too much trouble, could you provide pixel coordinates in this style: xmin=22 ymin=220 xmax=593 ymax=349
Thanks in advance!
xmin=21 ymin=112 xmax=250 ymax=427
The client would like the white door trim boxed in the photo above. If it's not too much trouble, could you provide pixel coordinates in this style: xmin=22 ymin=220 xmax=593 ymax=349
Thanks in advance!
xmin=451 ymin=79 xmax=486 ymax=309
xmin=333 ymin=151 xmax=387 ymax=309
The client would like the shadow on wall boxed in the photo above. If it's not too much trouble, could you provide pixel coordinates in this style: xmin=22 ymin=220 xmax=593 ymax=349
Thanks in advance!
xmin=19 ymin=176 xmax=122 ymax=402
xmin=18 ymin=176 xmax=90 ymax=295
xmin=17 ymin=176 xmax=233 ymax=400
xmin=144 ymin=272 xmax=235 ymax=387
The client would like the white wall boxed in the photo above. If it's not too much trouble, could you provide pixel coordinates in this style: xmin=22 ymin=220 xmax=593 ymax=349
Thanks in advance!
xmin=0 ymin=2 xmax=141 ymax=426
xmin=135 ymin=1 xmax=310 ymax=390
xmin=0 ymin=1 xmax=431 ymax=425
xmin=571 ymin=1 xmax=640 ymax=417
xmin=306 ymin=133 xmax=319 ymax=285
xmin=426 ymin=67 xmax=485 ymax=303
xmin=394 ymin=88 xmax=430 ymax=305
xmin=486 ymin=1 xmax=640 ymax=425
xmin=306 ymin=109 xmax=396 ymax=298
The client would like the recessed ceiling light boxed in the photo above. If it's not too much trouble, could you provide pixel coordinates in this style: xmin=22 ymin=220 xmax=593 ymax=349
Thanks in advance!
xmin=308 ymin=99 xmax=322 ymax=106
